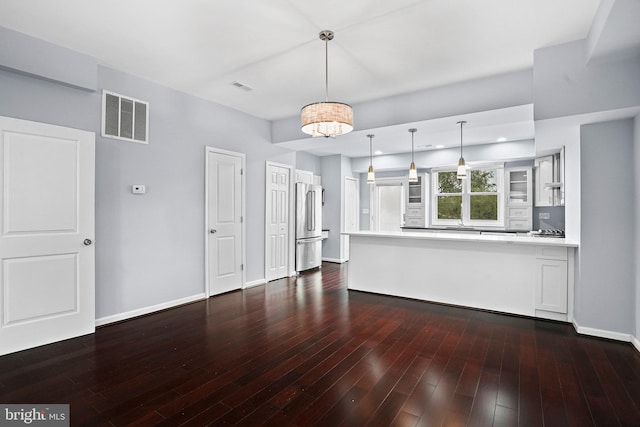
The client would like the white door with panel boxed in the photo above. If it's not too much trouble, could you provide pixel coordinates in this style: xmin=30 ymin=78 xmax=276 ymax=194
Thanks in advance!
xmin=0 ymin=116 xmax=95 ymax=356
xmin=207 ymin=149 xmax=244 ymax=296
xmin=266 ymin=163 xmax=290 ymax=282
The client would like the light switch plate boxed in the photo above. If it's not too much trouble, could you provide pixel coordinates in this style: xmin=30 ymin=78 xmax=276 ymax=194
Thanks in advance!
xmin=539 ymin=212 xmax=550 ymax=219
xmin=132 ymin=184 xmax=146 ymax=194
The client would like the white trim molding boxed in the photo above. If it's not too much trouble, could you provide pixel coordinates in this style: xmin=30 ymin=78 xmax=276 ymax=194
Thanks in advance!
xmin=245 ymin=278 xmax=267 ymax=289
xmin=95 ymin=293 xmax=206 ymax=327
xmin=572 ymin=320 xmax=636 ymax=348
xmin=322 ymin=257 xmax=347 ymax=263
xmin=631 ymin=335 xmax=640 ymax=353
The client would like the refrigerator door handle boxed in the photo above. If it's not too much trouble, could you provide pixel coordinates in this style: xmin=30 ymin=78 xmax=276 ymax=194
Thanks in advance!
xmin=306 ymin=190 xmax=312 ymax=231
xmin=311 ymin=191 xmax=316 ymax=231
xmin=297 ymin=236 xmax=323 ymax=244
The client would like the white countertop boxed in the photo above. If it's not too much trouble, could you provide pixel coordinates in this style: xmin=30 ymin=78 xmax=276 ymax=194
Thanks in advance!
xmin=342 ymin=230 xmax=578 ymax=247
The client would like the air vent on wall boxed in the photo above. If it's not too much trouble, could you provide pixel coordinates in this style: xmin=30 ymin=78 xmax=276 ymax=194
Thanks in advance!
xmin=231 ymin=81 xmax=254 ymax=92
xmin=101 ymin=90 xmax=149 ymax=144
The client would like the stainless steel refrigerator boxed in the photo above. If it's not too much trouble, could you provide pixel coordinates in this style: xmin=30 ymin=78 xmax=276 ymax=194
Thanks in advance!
xmin=295 ymin=183 xmax=323 ymax=272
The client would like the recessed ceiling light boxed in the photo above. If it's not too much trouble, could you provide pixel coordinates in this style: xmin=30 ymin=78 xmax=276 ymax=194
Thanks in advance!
xmin=435 ymin=144 xmax=445 ymax=149
xmin=374 ymin=150 xmax=383 ymax=155
xmin=496 ymin=137 xmax=507 ymax=142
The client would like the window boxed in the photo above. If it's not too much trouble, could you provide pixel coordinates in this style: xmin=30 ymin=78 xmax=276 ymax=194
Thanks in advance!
xmin=435 ymin=171 xmax=462 ymax=220
xmin=432 ymin=164 xmax=504 ymax=227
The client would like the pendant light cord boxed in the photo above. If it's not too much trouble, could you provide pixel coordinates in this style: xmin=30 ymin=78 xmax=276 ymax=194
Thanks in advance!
xmin=460 ymin=122 xmax=463 ymax=157
xmin=457 ymin=120 xmax=466 ymax=158
xmin=411 ymin=131 xmax=415 ymax=162
xmin=408 ymin=128 xmax=417 ymax=162
xmin=324 ymin=33 xmax=329 ymax=102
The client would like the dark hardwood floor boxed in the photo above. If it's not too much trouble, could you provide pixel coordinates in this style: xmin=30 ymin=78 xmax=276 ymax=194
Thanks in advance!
xmin=1 ymin=262 xmax=639 ymax=426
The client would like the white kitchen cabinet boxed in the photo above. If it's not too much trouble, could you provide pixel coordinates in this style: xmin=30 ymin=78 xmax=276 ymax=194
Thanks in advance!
xmin=404 ymin=173 xmax=429 ymax=227
xmin=505 ymin=167 xmax=532 ymax=230
xmin=295 ymin=169 xmax=314 ymax=184
xmin=534 ymin=150 xmax=566 ymax=208
xmin=534 ymin=156 xmax=554 ymax=207
xmin=535 ymin=248 xmax=568 ymax=314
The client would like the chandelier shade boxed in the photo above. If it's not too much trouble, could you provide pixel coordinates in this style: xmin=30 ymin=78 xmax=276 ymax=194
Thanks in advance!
xmin=301 ymin=102 xmax=354 ymax=137
xmin=301 ymin=30 xmax=353 ymax=138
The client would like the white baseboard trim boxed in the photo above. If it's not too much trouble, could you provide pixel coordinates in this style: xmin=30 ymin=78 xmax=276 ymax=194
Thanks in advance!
xmin=245 ymin=278 xmax=267 ymax=288
xmin=96 ymin=293 xmax=207 ymax=327
xmin=632 ymin=335 xmax=640 ymax=353
xmin=572 ymin=320 xmax=633 ymax=343
xmin=322 ymin=257 xmax=348 ymax=264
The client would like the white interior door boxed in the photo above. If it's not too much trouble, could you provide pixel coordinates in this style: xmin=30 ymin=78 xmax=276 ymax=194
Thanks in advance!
xmin=376 ymin=185 xmax=403 ymax=232
xmin=343 ymin=177 xmax=359 ymax=261
xmin=0 ymin=116 xmax=95 ymax=356
xmin=265 ymin=163 xmax=290 ymax=282
xmin=207 ymin=148 xmax=244 ymax=296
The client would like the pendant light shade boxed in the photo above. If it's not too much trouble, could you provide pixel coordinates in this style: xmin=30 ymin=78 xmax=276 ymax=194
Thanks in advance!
xmin=301 ymin=30 xmax=353 ymax=138
xmin=367 ymin=134 xmax=375 ymax=184
xmin=457 ymin=121 xmax=467 ymax=179
xmin=408 ymin=128 xmax=418 ymax=182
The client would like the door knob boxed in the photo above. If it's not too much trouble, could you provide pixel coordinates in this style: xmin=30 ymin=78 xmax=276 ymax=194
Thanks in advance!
xmin=83 ymin=238 xmax=93 ymax=246
xmin=210 ymin=229 xmax=217 ymax=234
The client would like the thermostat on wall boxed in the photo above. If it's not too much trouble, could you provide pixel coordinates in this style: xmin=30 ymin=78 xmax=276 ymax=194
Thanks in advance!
xmin=132 ymin=184 xmax=146 ymax=194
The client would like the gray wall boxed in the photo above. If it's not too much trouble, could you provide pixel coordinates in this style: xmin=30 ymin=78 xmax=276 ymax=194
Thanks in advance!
xmin=319 ymin=154 xmax=355 ymax=261
xmin=295 ymin=151 xmax=321 ymax=175
xmin=95 ymin=67 xmax=295 ymax=318
xmin=533 ymin=39 xmax=640 ymax=121
xmin=0 ymin=30 xmax=296 ymax=320
xmin=579 ymin=119 xmax=635 ymax=335
xmin=0 ymin=26 xmax=97 ymax=91
xmin=320 ymin=155 xmax=342 ymax=260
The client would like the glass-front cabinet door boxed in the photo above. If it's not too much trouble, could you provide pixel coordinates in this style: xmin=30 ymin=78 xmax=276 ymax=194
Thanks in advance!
xmin=507 ymin=169 xmax=530 ymax=204
xmin=505 ymin=166 xmax=532 ymax=231
xmin=407 ymin=175 xmax=422 ymax=205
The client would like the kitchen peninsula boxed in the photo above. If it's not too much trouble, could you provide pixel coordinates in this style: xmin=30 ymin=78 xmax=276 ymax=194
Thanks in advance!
xmin=344 ymin=230 xmax=578 ymax=322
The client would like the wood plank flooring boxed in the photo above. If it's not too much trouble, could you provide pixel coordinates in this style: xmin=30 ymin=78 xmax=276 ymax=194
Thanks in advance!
xmin=1 ymin=262 xmax=639 ymax=426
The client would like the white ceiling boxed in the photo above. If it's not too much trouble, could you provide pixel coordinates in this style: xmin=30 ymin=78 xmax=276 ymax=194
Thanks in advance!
xmin=0 ymin=0 xmax=601 ymax=156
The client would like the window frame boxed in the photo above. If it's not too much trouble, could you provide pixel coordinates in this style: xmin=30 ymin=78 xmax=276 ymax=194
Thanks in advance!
xmin=431 ymin=163 xmax=505 ymax=228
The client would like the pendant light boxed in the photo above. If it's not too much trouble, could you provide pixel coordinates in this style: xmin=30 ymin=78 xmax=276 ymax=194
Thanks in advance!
xmin=408 ymin=128 xmax=418 ymax=182
xmin=457 ymin=120 xmax=467 ymax=179
xmin=367 ymin=134 xmax=375 ymax=184
xmin=301 ymin=30 xmax=353 ymax=138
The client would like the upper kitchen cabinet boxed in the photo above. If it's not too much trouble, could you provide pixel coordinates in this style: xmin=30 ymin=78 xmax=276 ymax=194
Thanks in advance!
xmin=505 ymin=167 xmax=532 ymax=230
xmin=534 ymin=147 xmax=565 ymax=207
xmin=404 ymin=173 xmax=429 ymax=227
xmin=295 ymin=169 xmax=314 ymax=184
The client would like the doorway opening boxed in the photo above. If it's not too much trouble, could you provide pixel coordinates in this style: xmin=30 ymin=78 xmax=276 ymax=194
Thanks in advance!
xmin=370 ymin=177 xmax=405 ymax=232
